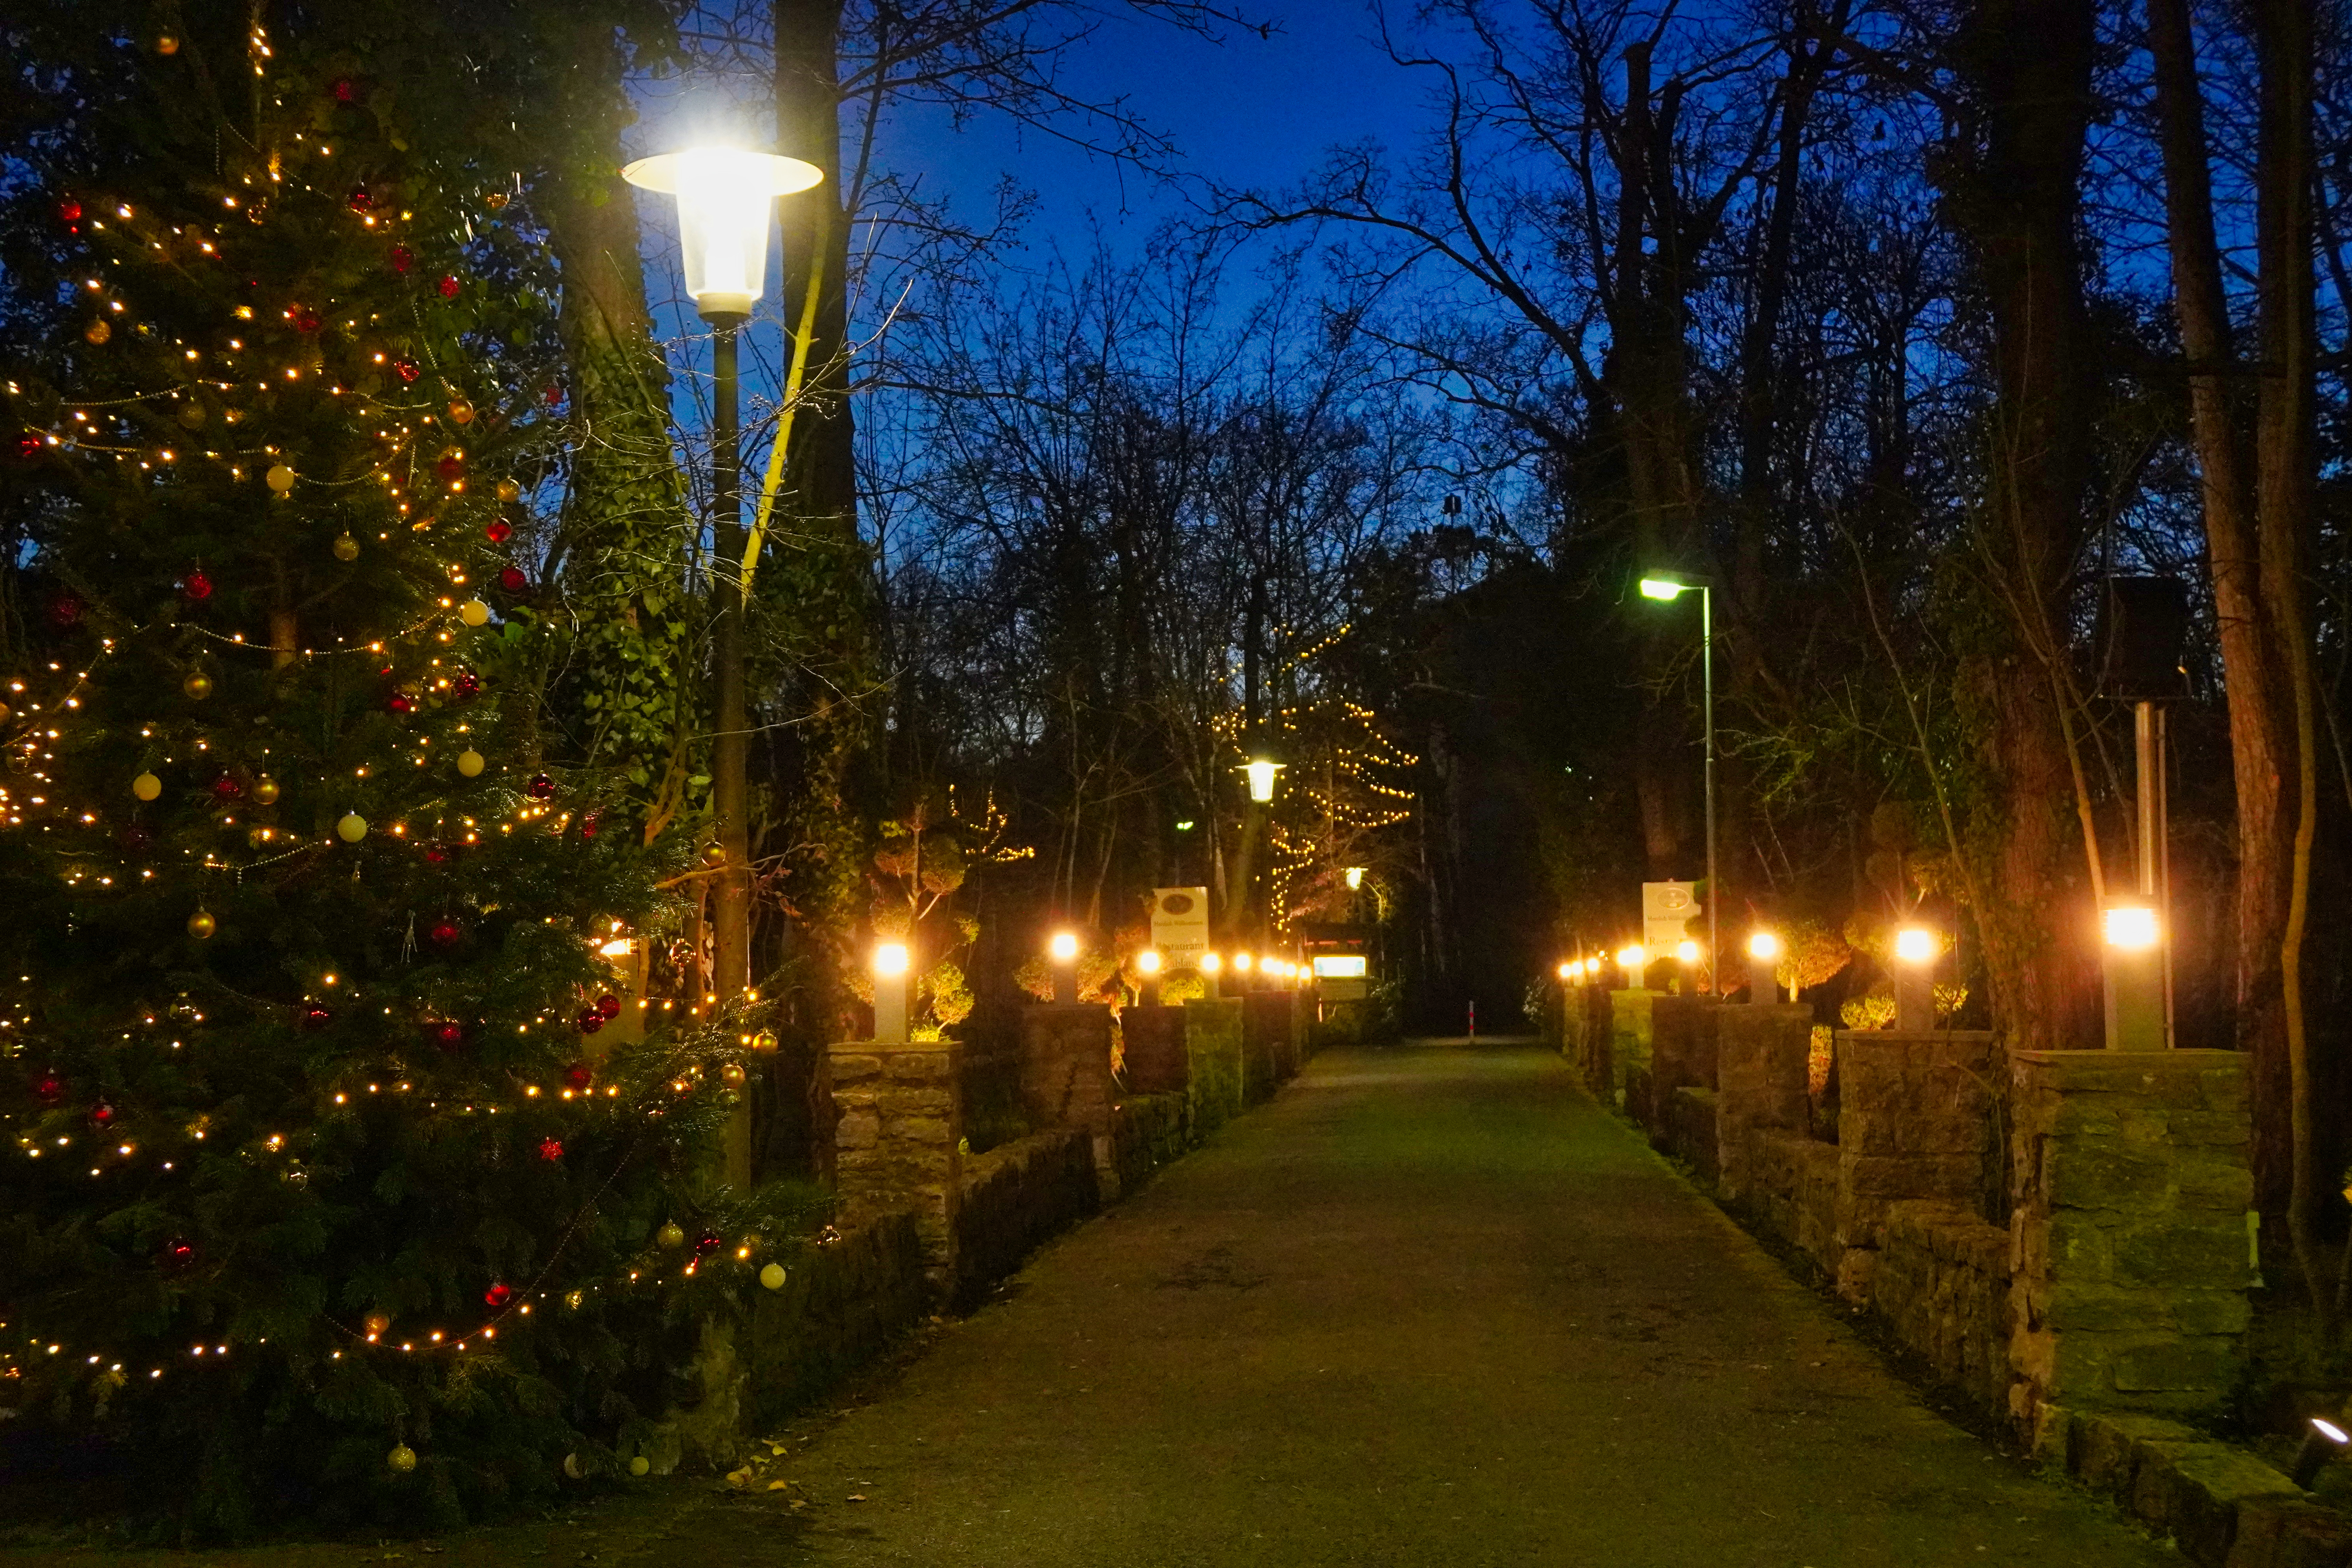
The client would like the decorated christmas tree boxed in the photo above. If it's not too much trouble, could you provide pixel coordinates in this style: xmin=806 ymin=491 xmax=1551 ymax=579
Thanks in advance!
xmin=0 ymin=12 xmax=791 ymax=1537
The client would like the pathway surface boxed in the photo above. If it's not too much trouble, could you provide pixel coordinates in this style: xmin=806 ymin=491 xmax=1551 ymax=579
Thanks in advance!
xmin=772 ymin=1041 xmax=2170 ymax=1566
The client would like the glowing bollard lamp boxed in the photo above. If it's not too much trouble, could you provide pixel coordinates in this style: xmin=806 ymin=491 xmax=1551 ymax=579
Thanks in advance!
xmin=1746 ymin=930 xmax=1782 ymax=1005
xmin=1047 ymin=929 xmax=1081 ymax=1005
xmin=1616 ymin=943 xmax=1647 ymax=988
xmin=872 ymin=941 xmax=911 ymax=1045
xmin=2102 ymin=901 xmax=2166 ymax=1052
xmin=1136 ymin=947 xmax=1163 ymax=1007
xmin=1892 ymin=925 xmax=1938 ymax=1031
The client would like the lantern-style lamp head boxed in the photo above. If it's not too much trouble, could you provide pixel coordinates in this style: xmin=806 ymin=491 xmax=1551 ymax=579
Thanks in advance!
xmin=1244 ymin=757 xmax=1285 ymax=803
xmin=1617 ymin=943 xmax=1646 ymax=976
xmin=1893 ymin=926 xmax=1939 ymax=965
xmin=1747 ymin=931 xmax=1781 ymax=961
xmin=1200 ymin=952 xmax=1222 ymax=975
xmin=1047 ymin=930 xmax=1080 ymax=965
xmin=2103 ymin=904 xmax=2160 ymax=951
xmin=621 ymin=147 xmax=823 ymax=322
xmin=1639 ymin=575 xmax=1693 ymax=601
xmin=1344 ymin=866 xmax=1366 ymax=891
xmin=873 ymin=942 xmax=911 ymax=977
xmin=1233 ymin=952 xmax=1254 ymax=974
xmin=1136 ymin=949 xmax=1163 ymax=975
xmin=1675 ymin=939 xmax=1700 ymax=965
xmin=1557 ymin=960 xmax=1574 ymax=981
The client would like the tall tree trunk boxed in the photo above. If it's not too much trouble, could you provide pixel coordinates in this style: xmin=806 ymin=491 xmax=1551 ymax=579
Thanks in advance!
xmin=2149 ymin=0 xmax=2299 ymax=1220
xmin=1941 ymin=0 xmax=2102 ymax=1052
xmin=2252 ymin=0 xmax=2325 ymax=1308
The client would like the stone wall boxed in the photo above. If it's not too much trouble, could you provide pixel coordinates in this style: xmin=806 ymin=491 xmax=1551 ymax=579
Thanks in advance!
xmin=825 ymin=1038 xmax=962 ymax=1296
xmin=953 ymin=1127 xmax=1098 ymax=1308
xmin=1715 ymin=1006 xmax=1813 ymax=1205
xmin=1665 ymin=1087 xmax=1720 ymax=1186
xmin=1751 ymin=1129 xmax=1845 ymax=1281
xmin=1241 ymin=992 xmax=1297 ymax=1101
xmin=1021 ymin=1004 xmax=1118 ymax=1195
xmin=1122 ymin=1005 xmax=1190 ymax=1095
xmin=1113 ymin=1091 xmax=1190 ymax=1193
xmin=2009 ymin=1050 xmax=2256 ymax=1428
xmin=1184 ymin=998 xmax=1245 ymax=1132
xmin=1610 ymin=989 xmax=1657 ymax=1102
xmin=1876 ymin=1200 xmax=2012 ymax=1416
xmin=744 ymin=1210 xmax=930 ymax=1434
xmin=1834 ymin=1030 xmax=2000 ymax=1302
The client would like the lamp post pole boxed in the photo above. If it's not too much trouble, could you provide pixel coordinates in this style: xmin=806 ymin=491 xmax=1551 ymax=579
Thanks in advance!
xmin=1701 ymin=583 xmax=1716 ymax=995
xmin=711 ymin=315 xmax=750 ymax=1019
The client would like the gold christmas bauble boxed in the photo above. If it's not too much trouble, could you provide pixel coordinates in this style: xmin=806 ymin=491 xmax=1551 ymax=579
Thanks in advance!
xmin=186 ymin=908 xmax=216 ymax=940
xmin=0 ymin=699 xmax=11 ymax=722
xmin=459 ymin=599 xmax=491 ymax=628
xmin=85 ymin=319 xmax=112 ymax=345
xmin=563 ymin=1452 xmax=585 ymax=1480
xmin=657 ymin=1221 xmax=686 ymax=1249
xmin=336 ymin=813 xmax=368 ymax=843
xmin=759 ymin=1262 xmax=787 ymax=1292
xmin=132 ymin=771 xmax=163 ymax=802
xmin=387 ymin=1444 xmax=417 ymax=1474
xmin=448 ymin=399 xmax=475 ymax=425
xmin=495 ymin=477 xmax=521 ymax=504
xmin=264 ymin=463 xmax=296 ymax=494
xmin=629 ymin=1455 xmax=651 ymax=1477
xmin=456 ymin=748 xmax=485 ymax=778
xmin=485 ymin=191 xmax=511 ymax=212
xmin=750 ymin=1029 xmax=779 ymax=1055
xmin=178 ymin=402 xmax=207 ymax=429
xmin=182 ymin=671 xmax=214 ymax=701
xmin=720 ymin=1062 xmax=747 ymax=1089
xmin=250 ymin=775 xmax=279 ymax=806
xmin=700 ymin=842 xmax=727 ymax=868
xmin=364 ymin=1312 xmax=391 ymax=1336
xmin=156 ymin=32 xmax=180 ymax=54
xmin=332 ymin=532 xmax=360 ymax=562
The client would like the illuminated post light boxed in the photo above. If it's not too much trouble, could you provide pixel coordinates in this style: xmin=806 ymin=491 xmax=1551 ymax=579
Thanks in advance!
xmin=1136 ymin=947 xmax=1163 ymax=1007
xmin=620 ymin=147 xmax=823 ymax=319
xmin=1891 ymin=925 xmax=1938 ymax=1031
xmin=2292 ymin=1417 xmax=2349 ymax=1488
xmin=1200 ymin=950 xmax=1223 ymax=999
xmin=1344 ymin=866 xmax=1366 ymax=891
xmin=1746 ymin=930 xmax=1782 ymax=1005
xmin=2102 ymin=900 xmax=2167 ymax=1051
xmin=1047 ymin=929 xmax=1080 ymax=1004
xmin=1617 ymin=944 xmax=1647 ymax=986
xmin=1244 ymin=757 xmax=1284 ymax=803
xmin=1638 ymin=572 xmax=1718 ymax=990
xmin=1557 ymin=960 xmax=1575 ymax=983
xmin=1675 ymin=938 xmax=1700 ymax=967
xmin=873 ymin=942 xmax=911 ymax=1045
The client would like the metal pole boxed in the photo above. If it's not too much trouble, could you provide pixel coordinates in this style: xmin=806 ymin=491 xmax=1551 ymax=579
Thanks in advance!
xmin=710 ymin=316 xmax=753 ymax=1185
xmin=1702 ymin=585 xmax=1717 ymax=995
xmin=2134 ymin=702 xmax=2159 ymax=897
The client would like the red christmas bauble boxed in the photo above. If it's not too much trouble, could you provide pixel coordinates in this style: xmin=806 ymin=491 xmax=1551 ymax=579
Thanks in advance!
xmin=596 ymin=994 xmax=621 ymax=1020
xmin=497 ymin=566 xmax=528 ymax=595
xmin=48 ymin=591 xmax=83 ymax=628
xmin=429 ymin=1020 xmax=465 ymax=1049
xmin=15 ymin=435 xmax=41 ymax=461
xmin=484 ymin=518 xmax=512 ymax=544
xmin=483 ymin=1281 xmax=514 ymax=1308
xmin=423 ymin=842 xmax=450 ymax=864
xmin=386 ymin=691 xmax=415 ymax=715
xmin=295 ymin=309 xmax=320 ymax=334
xmin=427 ymin=918 xmax=463 ymax=949
xmin=182 ymin=569 xmax=212 ymax=601
xmin=436 ymin=275 xmax=460 ymax=299
xmin=389 ymin=245 xmax=413 ymax=274
xmin=543 ymin=383 xmax=564 ymax=407
xmin=694 ymin=1231 xmax=724 ymax=1257
xmin=301 ymin=1005 xmax=331 ymax=1031
xmin=538 ymin=1138 xmax=564 ymax=1162
xmin=574 ymin=1007 xmax=605 ymax=1036
xmin=578 ymin=812 xmax=599 ymax=840
xmin=348 ymin=188 xmax=372 ymax=213
xmin=209 ymin=773 xmax=243 ymax=801
xmin=57 ymin=198 xmax=82 ymax=223
xmin=90 ymin=1101 xmax=116 ymax=1125
xmin=562 ymin=1062 xmax=593 ymax=1089
xmin=392 ymin=358 xmax=420 ymax=383
xmin=450 ymin=671 xmax=481 ymax=701
xmin=34 ymin=1071 xmax=64 ymax=1103
xmin=525 ymin=773 xmax=555 ymax=801
xmin=159 ymin=1237 xmax=197 ymax=1271
xmin=333 ymin=78 xmax=356 ymax=102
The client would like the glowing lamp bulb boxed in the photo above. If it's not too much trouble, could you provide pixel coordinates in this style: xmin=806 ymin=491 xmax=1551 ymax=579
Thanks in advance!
xmin=1344 ymin=866 xmax=1366 ymax=890
xmin=1233 ymin=953 xmax=1254 ymax=974
xmin=1747 ymin=931 xmax=1782 ymax=961
xmin=620 ymin=148 xmax=824 ymax=320
xmin=1244 ymin=758 xmax=1283 ymax=802
xmin=1675 ymin=940 xmax=1700 ymax=965
xmin=1136 ymin=949 xmax=1163 ymax=975
xmin=1638 ymin=576 xmax=1688 ymax=601
xmin=1200 ymin=953 xmax=1222 ymax=975
xmin=873 ymin=942 xmax=911 ymax=977
xmin=1618 ymin=944 xmax=1647 ymax=973
xmin=1893 ymin=926 xmax=1939 ymax=965
xmin=1047 ymin=931 xmax=1079 ymax=964
xmin=2103 ymin=905 xmax=2160 ymax=951
xmin=1557 ymin=961 xmax=1574 ymax=981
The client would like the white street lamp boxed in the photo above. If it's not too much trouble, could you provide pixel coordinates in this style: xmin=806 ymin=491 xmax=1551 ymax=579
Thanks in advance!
xmin=620 ymin=149 xmax=823 ymax=321
xmin=1244 ymin=757 xmax=1285 ymax=803
xmin=1638 ymin=573 xmax=1717 ymax=992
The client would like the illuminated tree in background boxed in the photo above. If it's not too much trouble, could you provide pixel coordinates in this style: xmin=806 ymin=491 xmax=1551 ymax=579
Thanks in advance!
xmin=0 ymin=12 xmax=790 ymax=1536
xmin=1259 ymin=629 xmax=1419 ymax=932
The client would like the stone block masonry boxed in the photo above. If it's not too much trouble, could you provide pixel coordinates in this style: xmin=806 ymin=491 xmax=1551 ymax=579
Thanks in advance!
xmin=2009 ymin=1049 xmax=2255 ymax=1428
xmin=1184 ymin=998 xmax=1245 ymax=1131
xmin=1715 ymin=1005 xmax=1812 ymax=1205
xmin=1022 ymin=1004 xmax=1120 ymax=1198
xmin=825 ymin=1037 xmax=964 ymax=1298
xmin=1610 ymin=988 xmax=1657 ymax=1102
xmin=1834 ymin=1030 xmax=2000 ymax=1303
xmin=1122 ymin=1004 xmax=1190 ymax=1095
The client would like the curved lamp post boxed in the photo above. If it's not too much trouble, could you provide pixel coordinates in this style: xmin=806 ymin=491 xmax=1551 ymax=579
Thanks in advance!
xmin=1639 ymin=573 xmax=1717 ymax=993
xmin=624 ymin=145 xmax=822 ymax=1189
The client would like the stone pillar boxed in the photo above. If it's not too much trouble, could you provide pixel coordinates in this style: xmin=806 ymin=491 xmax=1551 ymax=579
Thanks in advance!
xmin=2008 ymin=1050 xmax=2254 ymax=1431
xmin=1579 ymin=986 xmax=1614 ymax=1099
xmin=1835 ymin=1030 xmax=2000 ymax=1303
xmin=1609 ymin=988 xmax=1657 ymax=1103
xmin=1184 ymin=998 xmax=1245 ymax=1131
xmin=1650 ymin=998 xmax=1719 ymax=1103
xmin=1241 ymin=993 xmax=1292 ymax=1101
xmin=1715 ymin=1005 xmax=1813 ymax=1204
xmin=1121 ymin=1004 xmax=1190 ymax=1095
xmin=824 ymin=1037 xmax=962 ymax=1298
xmin=1020 ymin=1004 xmax=1118 ymax=1196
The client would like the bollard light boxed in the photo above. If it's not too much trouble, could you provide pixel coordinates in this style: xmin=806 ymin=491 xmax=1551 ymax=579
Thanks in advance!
xmin=1892 ymin=925 xmax=1937 ymax=1030
xmin=621 ymin=147 xmax=824 ymax=322
xmin=1618 ymin=943 xmax=1647 ymax=977
xmin=1244 ymin=757 xmax=1285 ymax=803
xmin=1233 ymin=952 xmax=1254 ymax=974
xmin=1676 ymin=939 xmax=1700 ymax=966
xmin=1557 ymin=960 xmax=1574 ymax=982
xmin=1200 ymin=952 xmax=1222 ymax=975
xmin=1048 ymin=930 xmax=1079 ymax=964
xmin=2102 ymin=899 xmax=2167 ymax=1050
xmin=1136 ymin=947 xmax=1163 ymax=1006
xmin=872 ymin=941 xmax=910 ymax=1044
xmin=2292 ymin=1417 xmax=2349 ymax=1489
xmin=1747 ymin=931 xmax=1782 ymax=961
xmin=1345 ymin=866 xmax=1367 ymax=891
xmin=1047 ymin=929 xmax=1080 ymax=1005
xmin=1893 ymin=926 xmax=1939 ymax=965
xmin=1746 ymin=930 xmax=1782 ymax=1005
xmin=2103 ymin=904 xmax=2160 ymax=951
xmin=1137 ymin=949 xmax=1163 ymax=976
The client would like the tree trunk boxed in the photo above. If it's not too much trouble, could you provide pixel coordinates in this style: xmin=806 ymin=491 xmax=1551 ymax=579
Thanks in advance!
xmin=2149 ymin=0 xmax=2299 ymax=1218
xmin=1941 ymin=0 xmax=2102 ymax=1052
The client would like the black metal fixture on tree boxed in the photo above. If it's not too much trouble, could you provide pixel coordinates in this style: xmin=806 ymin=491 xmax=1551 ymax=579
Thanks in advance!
xmin=623 ymin=145 xmax=823 ymax=1183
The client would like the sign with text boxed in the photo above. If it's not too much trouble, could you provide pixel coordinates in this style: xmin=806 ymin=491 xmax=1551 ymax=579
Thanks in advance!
xmin=1150 ymin=887 xmax=1211 ymax=968
xmin=1642 ymin=880 xmax=1702 ymax=953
